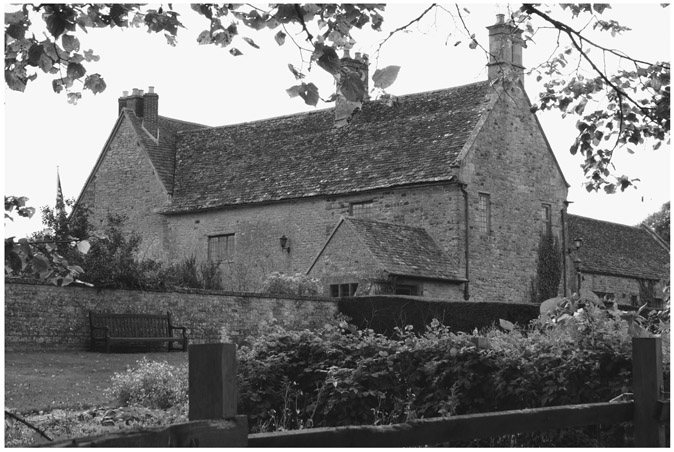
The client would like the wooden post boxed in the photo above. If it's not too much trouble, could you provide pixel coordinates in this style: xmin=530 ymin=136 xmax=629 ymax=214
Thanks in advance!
xmin=189 ymin=343 xmax=238 ymax=420
xmin=632 ymin=337 xmax=666 ymax=447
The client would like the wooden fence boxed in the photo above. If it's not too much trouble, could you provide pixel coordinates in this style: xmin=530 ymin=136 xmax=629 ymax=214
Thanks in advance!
xmin=45 ymin=337 xmax=669 ymax=447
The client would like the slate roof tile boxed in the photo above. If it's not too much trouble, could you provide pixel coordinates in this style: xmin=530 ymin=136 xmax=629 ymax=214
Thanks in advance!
xmin=124 ymin=112 xmax=208 ymax=194
xmin=346 ymin=218 xmax=462 ymax=281
xmin=167 ymin=81 xmax=495 ymax=212
xmin=567 ymin=214 xmax=669 ymax=280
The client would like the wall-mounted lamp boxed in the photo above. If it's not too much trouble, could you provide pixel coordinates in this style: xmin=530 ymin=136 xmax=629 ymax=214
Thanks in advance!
xmin=279 ymin=235 xmax=290 ymax=253
xmin=568 ymin=237 xmax=583 ymax=254
xmin=569 ymin=237 xmax=583 ymax=291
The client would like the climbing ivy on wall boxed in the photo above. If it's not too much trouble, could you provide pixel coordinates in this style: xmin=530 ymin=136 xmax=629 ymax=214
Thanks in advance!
xmin=531 ymin=230 xmax=562 ymax=303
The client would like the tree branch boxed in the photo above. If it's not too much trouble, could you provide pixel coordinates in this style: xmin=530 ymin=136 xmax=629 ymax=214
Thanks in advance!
xmin=523 ymin=4 xmax=662 ymax=125
xmin=374 ymin=3 xmax=437 ymax=63
xmin=5 ymin=410 xmax=53 ymax=442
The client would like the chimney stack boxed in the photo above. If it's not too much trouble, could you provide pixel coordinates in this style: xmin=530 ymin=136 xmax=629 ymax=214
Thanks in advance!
xmin=335 ymin=52 xmax=369 ymax=128
xmin=486 ymin=15 xmax=524 ymax=82
xmin=117 ymin=86 xmax=159 ymax=139
xmin=143 ymin=86 xmax=159 ymax=138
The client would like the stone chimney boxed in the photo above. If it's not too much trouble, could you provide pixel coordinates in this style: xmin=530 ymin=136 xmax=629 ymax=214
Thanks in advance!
xmin=143 ymin=86 xmax=159 ymax=139
xmin=117 ymin=86 xmax=159 ymax=139
xmin=486 ymin=14 xmax=524 ymax=81
xmin=335 ymin=52 xmax=369 ymax=127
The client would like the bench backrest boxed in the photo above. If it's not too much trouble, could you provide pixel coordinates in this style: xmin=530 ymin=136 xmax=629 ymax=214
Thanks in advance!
xmin=90 ymin=313 xmax=171 ymax=338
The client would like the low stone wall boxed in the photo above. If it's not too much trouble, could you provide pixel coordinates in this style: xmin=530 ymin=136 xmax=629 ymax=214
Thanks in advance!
xmin=4 ymin=281 xmax=338 ymax=351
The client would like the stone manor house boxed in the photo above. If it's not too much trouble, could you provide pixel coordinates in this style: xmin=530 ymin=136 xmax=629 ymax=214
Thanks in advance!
xmin=73 ymin=17 xmax=669 ymax=304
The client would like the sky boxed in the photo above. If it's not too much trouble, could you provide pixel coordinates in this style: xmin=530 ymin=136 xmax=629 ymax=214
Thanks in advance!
xmin=3 ymin=3 xmax=671 ymax=240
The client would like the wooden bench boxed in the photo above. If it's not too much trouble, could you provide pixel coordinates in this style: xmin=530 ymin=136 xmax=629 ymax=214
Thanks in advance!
xmin=89 ymin=311 xmax=188 ymax=353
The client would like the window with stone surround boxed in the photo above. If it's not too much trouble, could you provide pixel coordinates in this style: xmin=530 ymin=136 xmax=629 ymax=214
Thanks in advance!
xmin=477 ymin=193 xmax=491 ymax=234
xmin=541 ymin=203 xmax=552 ymax=234
xmin=330 ymin=283 xmax=358 ymax=297
xmin=350 ymin=200 xmax=373 ymax=218
xmin=208 ymin=233 xmax=235 ymax=262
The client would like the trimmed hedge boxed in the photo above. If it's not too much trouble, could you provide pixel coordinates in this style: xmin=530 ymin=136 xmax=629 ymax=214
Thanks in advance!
xmin=338 ymin=296 xmax=540 ymax=335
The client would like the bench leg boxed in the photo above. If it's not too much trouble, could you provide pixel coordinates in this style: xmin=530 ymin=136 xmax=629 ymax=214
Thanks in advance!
xmin=183 ymin=337 xmax=188 ymax=352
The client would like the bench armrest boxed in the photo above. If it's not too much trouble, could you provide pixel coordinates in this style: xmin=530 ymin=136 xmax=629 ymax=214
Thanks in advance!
xmin=169 ymin=325 xmax=187 ymax=337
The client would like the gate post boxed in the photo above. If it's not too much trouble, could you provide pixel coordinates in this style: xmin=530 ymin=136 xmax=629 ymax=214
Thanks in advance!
xmin=632 ymin=336 xmax=666 ymax=447
xmin=188 ymin=343 xmax=248 ymax=446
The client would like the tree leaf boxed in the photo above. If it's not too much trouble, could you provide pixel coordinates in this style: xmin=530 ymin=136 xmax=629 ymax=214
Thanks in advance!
xmin=340 ymin=73 xmax=365 ymax=102
xmin=499 ymin=319 xmax=515 ymax=331
xmin=197 ymin=30 xmax=212 ymax=45
xmin=67 ymin=92 xmax=82 ymax=105
xmin=274 ymin=30 xmax=286 ymax=46
xmin=286 ymin=84 xmax=302 ymax=98
xmin=288 ymin=64 xmax=304 ymax=80
xmin=242 ymin=36 xmax=260 ymax=49
xmin=373 ymin=65 xmax=401 ymax=90
xmin=66 ymin=62 xmax=86 ymax=80
xmin=229 ymin=47 xmax=243 ymax=56
xmin=5 ymin=70 xmax=27 ymax=92
xmin=62 ymin=34 xmax=80 ymax=52
xmin=76 ymin=240 xmax=91 ymax=255
xmin=317 ymin=46 xmax=340 ymax=75
xmin=84 ymin=74 xmax=106 ymax=94
xmin=27 ymin=44 xmax=44 ymax=67
xmin=300 ymin=83 xmax=320 ymax=106
xmin=83 ymin=49 xmax=100 ymax=62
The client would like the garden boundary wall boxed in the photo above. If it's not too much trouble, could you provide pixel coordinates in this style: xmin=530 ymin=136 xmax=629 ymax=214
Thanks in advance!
xmin=4 ymin=280 xmax=339 ymax=351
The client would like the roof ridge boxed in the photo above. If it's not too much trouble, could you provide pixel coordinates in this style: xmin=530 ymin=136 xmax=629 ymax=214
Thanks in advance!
xmin=567 ymin=213 xmax=643 ymax=230
xmin=176 ymin=80 xmax=492 ymax=135
xmin=159 ymin=115 xmax=210 ymax=129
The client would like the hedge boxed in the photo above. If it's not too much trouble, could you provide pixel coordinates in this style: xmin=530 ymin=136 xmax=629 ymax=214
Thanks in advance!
xmin=338 ymin=296 xmax=540 ymax=335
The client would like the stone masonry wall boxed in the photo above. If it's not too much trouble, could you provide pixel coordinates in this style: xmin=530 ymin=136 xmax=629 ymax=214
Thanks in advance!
xmin=459 ymin=85 xmax=569 ymax=303
xmin=5 ymin=281 xmax=338 ymax=351
xmin=165 ymin=183 xmax=462 ymax=292
xmin=79 ymin=115 xmax=170 ymax=261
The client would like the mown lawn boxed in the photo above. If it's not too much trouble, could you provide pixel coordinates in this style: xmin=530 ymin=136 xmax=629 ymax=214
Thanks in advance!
xmin=5 ymin=350 xmax=188 ymax=414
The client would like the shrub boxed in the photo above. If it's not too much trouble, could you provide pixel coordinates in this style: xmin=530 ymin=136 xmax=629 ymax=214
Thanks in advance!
xmin=237 ymin=294 xmax=669 ymax=446
xmin=260 ymin=272 xmax=322 ymax=296
xmin=106 ymin=358 xmax=188 ymax=410
xmin=338 ymin=296 xmax=540 ymax=335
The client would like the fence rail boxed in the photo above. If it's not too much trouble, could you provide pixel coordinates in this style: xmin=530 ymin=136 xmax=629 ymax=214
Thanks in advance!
xmin=43 ymin=337 xmax=668 ymax=447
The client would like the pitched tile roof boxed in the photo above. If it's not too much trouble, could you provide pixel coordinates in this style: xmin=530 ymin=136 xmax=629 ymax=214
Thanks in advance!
xmin=124 ymin=111 xmax=208 ymax=194
xmin=166 ymin=80 xmax=495 ymax=213
xmin=567 ymin=214 xmax=670 ymax=280
xmin=344 ymin=218 xmax=463 ymax=281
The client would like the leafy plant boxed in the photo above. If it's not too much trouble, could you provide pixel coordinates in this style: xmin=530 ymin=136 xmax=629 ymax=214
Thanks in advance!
xmin=106 ymin=358 xmax=188 ymax=410
xmin=260 ymin=272 xmax=322 ymax=296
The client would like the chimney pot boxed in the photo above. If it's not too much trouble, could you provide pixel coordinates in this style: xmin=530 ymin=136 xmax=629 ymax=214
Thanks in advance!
xmin=148 ymin=86 xmax=155 ymax=94
xmin=343 ymin=49 xmax=351 ymax=59
xmin=132 ymin=88 xmax=139 ymax=95
xmin=496 ymin=13 xmax=505 ymax=24
xmin=122 ymin=90 xmax=129 ymax=97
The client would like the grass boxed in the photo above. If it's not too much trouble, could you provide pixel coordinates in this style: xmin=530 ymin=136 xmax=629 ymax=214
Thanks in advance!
xmin=5 ymin=349 xmax=188 ymax=414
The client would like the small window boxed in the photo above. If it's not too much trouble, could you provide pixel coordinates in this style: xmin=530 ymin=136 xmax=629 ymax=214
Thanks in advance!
xmin=395 ymin=285 xmax=419 ymax=295
xmin=630 ymin=295 xmax=639 ymax=306
xmin=208 ymin=234 xmax=235 ymax=262
xmin=478 ymin=193 xmax=491 ymax=234
xmin=541 ymin=203 xmax=552 ymax=234
xmin=350 ymin=200 xmax=373 ymax=218
xmin=329 ymin=283 xmax=358 ymax=297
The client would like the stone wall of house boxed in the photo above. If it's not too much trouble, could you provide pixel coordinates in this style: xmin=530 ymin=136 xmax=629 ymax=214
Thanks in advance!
xmin=582 ymin=273 xmax=667 ymax=307
xmin=458 ymin=86 xmax=569 ymax=303
xmin=4 ymin=281 xmax=338 ymax=351
xmin=78 ymin=115 xmax=170 ymax=260
xmin=165 ymin=183 xmax=462 ymax=293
